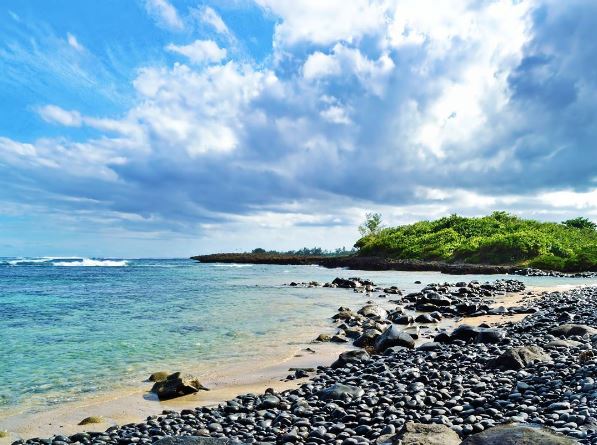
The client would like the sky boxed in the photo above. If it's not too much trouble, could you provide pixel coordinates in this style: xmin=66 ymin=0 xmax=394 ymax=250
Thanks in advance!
xmin=0 ymin=0 xmax=596 ymax=258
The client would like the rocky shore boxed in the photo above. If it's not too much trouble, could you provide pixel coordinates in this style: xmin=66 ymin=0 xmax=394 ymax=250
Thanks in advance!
xmin=191 ymin=253 xmax=597 ymax=277
xmin=14 ymin=283 xmax=597 ymax=445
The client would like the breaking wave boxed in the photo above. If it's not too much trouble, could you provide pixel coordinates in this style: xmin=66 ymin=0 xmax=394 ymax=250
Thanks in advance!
xmin=53 ymin=259 xmax=128 ymax=267
xmin=1 ymin=257 xmax=128 ymax=267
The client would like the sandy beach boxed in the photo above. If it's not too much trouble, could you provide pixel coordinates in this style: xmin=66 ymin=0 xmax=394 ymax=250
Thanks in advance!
xmin=1 ymin=280 xmax=574 ymax=443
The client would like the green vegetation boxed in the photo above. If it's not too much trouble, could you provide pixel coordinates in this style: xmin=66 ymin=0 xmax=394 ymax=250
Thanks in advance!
xmin=358 ymin=212 xmax=384 ymax=237
xmin=251 ymin=247 xmax=355 ymax=257
xmin=355 ymin=212 xmax=597 ymax=271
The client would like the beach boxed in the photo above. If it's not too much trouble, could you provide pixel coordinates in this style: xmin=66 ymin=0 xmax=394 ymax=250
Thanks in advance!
xmin=2 ymin=259 xmax=593 ymax=443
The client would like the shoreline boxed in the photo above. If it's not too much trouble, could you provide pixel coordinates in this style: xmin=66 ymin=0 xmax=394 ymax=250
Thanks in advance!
xmin=0 ymin=342 xmax=350 ymax=442
xmin=0 ymin=280 xmax=568 ymax=443
xmin=191 ymin=253 xmax=597 ymax=276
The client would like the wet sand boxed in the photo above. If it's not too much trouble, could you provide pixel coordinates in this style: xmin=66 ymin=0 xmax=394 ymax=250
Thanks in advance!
xmin=0 ymin=342 xmax=352 ymax=443
xmin=0 ymin=283 xmax=581 ymax=443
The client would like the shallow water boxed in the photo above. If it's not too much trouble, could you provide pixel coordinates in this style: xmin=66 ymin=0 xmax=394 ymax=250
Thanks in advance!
xmin=1 ymin=257 xmax=595 ymax=418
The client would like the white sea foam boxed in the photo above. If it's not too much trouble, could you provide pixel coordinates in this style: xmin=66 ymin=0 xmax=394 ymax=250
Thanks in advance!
xmin=7 ymin=257 xmax=77 ymax=265
xmin=212 ymin=263 xmax=253 ymax=268
xmin=8 ymin=258 xmax=52 ymax=265
xmin=53 ymin=258 xmax=128 ymax=267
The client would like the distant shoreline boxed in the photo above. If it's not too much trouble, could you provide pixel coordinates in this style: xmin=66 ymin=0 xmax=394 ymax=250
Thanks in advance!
xmin=191 ymin=253 xmax=521 ymax=275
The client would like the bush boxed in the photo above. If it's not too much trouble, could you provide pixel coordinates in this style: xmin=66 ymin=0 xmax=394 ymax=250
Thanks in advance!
xmin=355 ymin=212 xmax=597 ymax=270
xmin=529 ymin=254 xmax=567 ymax=271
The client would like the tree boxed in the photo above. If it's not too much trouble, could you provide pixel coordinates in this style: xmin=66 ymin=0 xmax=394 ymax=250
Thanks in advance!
xmin=252 ymin=248 xmax=266 ymax=253
xmin=563 ymin=217 xmax=596 ymax=231
xmin=358 ymin=212 xmax=383 ymax=237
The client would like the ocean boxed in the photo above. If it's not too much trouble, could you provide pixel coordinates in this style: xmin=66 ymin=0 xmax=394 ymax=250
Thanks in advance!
xmin=1 ymin=257 xmax=596 ymax=419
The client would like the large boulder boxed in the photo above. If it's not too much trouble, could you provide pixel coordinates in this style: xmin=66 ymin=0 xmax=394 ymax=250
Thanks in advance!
xmin=374 ymin=325 xmax=415 ymax=352
xmin=319 ymin=383 xmax=364 ymax=400
xmin=490 ymin=345 xmax=552 ymax=370
xmin=550 ymin=324 xmax=597 ymax=337
xmin=151 ymin=372 xmax=209 ymax=400
xmin=438 ymin=324 xmax=505 ymax=344
xmin=393 ymin=422 xmax=460 ymax=445
xmin=331 ymin=350 xmax=370 ymax=369
xmin=460 ymin=423 xmax=579 ymax=444
xmin=332 ymin=277 xmax=368 ymax=288
xmin=357 ymin=304 xmax=388 ymax=320
xmin=353 ymin=329 xmax=382 ymax=348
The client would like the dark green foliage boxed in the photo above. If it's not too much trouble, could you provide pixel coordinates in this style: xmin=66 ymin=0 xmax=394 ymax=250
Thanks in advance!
xmin=563 ymin=217 xmax=597 ymax=230
xmin=355 ymin=212 xmax=597 ymax=271
xmin=250 ymin=246 xmax=354 ymax=257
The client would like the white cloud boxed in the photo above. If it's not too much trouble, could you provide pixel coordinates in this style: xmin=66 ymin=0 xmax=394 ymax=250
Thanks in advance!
xmin=166 ymin=40 xmax=227 ymax=64
xmin=256 ymin=0 xmax=386 ymax=46
xmin=66 ymin=33 xmax=84 ymax=52
xmin=0 ymin=137 xmax=37 ymax=157
xmin=131 ymin=62 xmax=269 ymax=156
xmin=198 ymin=6 xmax=230 ymax=35
xmin=2 ymin=0 xmax=597 ymax=255
xmin=145 ymin=0 xmax=184 ymax=30
xmin=320 ymin=106 xmax=351 ymax=125
xmin=38 ymin=105 xmax=82 ymax=126
xmin=302 ymin=51 xmax=340 ymax=79
xmin=303 ymin=44 xmax=394 ymax=95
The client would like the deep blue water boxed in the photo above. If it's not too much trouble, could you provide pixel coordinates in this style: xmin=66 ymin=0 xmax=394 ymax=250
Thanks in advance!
xmin=1 ymin=257 xmax=595 ymax=417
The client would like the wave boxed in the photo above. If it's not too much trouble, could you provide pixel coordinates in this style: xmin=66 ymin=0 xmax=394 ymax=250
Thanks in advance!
xmin=212 ymin=263 xmax=253 ymax=268
xmin=3 ymin=257 xmax=82 ymax=266
xmin=53 ymin=259 xmax=128 ymax=267
xmin=8 ymin=258 xmax=54 ymax=265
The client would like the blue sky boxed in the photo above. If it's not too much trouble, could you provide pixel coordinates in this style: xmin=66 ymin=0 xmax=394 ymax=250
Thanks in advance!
xmin=0 ymin=0 xmax=596 ymax=257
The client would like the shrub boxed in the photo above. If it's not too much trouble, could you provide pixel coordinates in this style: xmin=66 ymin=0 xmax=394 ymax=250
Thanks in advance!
xmin=355 ymin=212 xmax=597 ymax=270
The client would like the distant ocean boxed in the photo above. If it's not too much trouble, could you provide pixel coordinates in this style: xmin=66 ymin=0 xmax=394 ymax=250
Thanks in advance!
xmin=1 ymin=257 xmax=595 ymax=418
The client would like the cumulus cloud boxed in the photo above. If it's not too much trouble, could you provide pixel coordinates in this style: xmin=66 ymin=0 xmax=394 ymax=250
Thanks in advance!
xmin=255 ymin=0 xmax=386 ymax=46
xmin=166 ymin=40 xmax=227 ymax=64
xmin=1 ymin=0 xmax=597 ymax=254
xmin=145 ymin=0 xmax=184 ymax=30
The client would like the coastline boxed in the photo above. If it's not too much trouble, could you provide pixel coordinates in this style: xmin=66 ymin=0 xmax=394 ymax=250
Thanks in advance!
xmin=190 ymin=254 xmax=519 ymax=275
xmin=0 ymin=342 xmax=350 ymax=442
xmin=191 ymin=253 xmax=597 ymax=276
xmin=0 ymin=281 xmax=568 ymax=443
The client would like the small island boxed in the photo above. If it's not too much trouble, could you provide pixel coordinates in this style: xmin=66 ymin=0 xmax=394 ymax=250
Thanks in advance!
xmin=193 ymin=212 xmax=597 ymax=274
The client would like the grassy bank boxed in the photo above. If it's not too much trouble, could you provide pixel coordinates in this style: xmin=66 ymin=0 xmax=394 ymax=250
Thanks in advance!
xmin=355 ymin=212 xmax=597 ymax=271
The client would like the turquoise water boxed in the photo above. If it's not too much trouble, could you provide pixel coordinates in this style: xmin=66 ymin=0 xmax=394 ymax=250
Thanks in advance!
xmin=1 ymin=257 xmax=596 ymax=418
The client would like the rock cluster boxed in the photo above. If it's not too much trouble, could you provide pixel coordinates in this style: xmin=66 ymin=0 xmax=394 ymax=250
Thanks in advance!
xmin=513 ymin=268 xmax=597 ymax=278
xmin=400 ymin=280 xmax=530 ymax=318
xmin=14 ymin=286 xmax=597 ymax=445
xmin=316 ymin=279 xmax=532 ymax=353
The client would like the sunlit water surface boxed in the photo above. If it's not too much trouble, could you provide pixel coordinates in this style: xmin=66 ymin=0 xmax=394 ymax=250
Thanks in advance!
xmin=1 ymin=257 xmax=595 ymax=416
